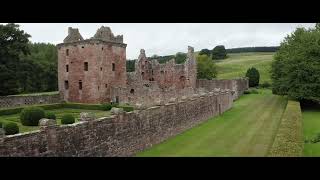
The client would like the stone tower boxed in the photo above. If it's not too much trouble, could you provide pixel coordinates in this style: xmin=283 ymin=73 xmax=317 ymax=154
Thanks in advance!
xmin=57 ymin=26 xmax=127 ymax=103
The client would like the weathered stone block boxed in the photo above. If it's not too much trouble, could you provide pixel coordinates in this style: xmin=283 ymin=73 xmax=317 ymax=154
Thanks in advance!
xmin=80 ymin=112 xmax=96 ymax=121
xmin=39 ymin=118 xmax=57 ymax=127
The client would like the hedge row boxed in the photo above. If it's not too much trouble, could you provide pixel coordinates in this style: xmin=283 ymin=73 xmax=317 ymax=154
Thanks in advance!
xmin=268 ymin=100 xmax=304 ymax=157
xmin=0 ymin=103 xmax=134 ymax=116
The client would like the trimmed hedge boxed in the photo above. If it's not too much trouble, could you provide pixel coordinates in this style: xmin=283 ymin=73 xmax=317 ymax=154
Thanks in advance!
xmin=20 ymin=107 xmax=46 ymax=126
xmin=268 ymin=100 xmax=304 ymax=157
xmin=119 ymin=105 xmax=134 ymax=112
xmin=101 ymin=103 xmax=112 ymax=111
xmin=61 ymin=103 xmax=104 ymax=110
xmin=45 ymin=112 xmax=56 ymax=120
xmin=0 ymin=103 xmax=63 ymax=116
xmin=61 ymin=114 xmax=75 ymax=125
xmin=4 ymin=122 xmax=19 ymax=135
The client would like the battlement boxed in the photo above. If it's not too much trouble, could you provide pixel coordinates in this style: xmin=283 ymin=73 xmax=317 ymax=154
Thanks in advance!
xmin=60 ymin=26 xmax=125 ymax=45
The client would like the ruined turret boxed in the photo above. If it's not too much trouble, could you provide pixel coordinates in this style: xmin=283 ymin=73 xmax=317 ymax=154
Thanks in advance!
xmin=91 ymin=26 xmax=123 ymax=43
xmin=63 ymin=27 xmax=84 ymax=43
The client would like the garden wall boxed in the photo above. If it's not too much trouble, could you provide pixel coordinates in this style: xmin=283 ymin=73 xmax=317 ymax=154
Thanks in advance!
xmin=0 ymin=94 xmax=62 ymax=109
xmin=0 ymin=89 xmax=233 ymax=157
xmin=196 ymin=78 xmax=249 ymax=100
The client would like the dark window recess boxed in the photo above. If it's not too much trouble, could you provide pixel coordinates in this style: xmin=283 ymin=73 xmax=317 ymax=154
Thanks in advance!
xmin=102 ymin=47 xmax=104 ymax=50
xmin=66 ymin=49 xmax=69 ymax=56
xmin=100 ymin=67 xmax=102 ymax=71
xmin=79 ymin=80 xmax=82 ymax=90
xmin=141 ymin=72 xmax=144 ymax=77
xmin=112 ymin=63 xmax=115 ymax=71
xmin=152 ymin=70 xmax=154 ymax=75
xmin=84 ymin=62 xmax=88 ymax=71
xmin=116 ymin=96 xmax=119 ymax=103
xmin=66 ymin=65 xmax=69 ymax=72
xmin=160 ymin=71 xmax=164 ymax=74
xmin=98 ymin=86 xmax=99 ymax=90
xmin=64 ymin=81 xmax=69 ymax=90
xmin=105 ymin=84 xmax=108 ymax=88
xmin=130 ymin=89 xmax=134 ymax=94
xmin=82 ymin=46 xmax=84 ymax=48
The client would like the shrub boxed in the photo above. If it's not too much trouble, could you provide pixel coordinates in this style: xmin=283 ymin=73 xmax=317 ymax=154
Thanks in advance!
xmin=245 ymin=67 xmax=260 ymax=87
xmin=260 ymin=82 xmax=271 ymax=88
xmin=61 ymin=103 xmax=103 ymax=110
xmin=61 ymin=114 xmax=75 ymax=124
xmin=244 ymin=89 xmax=259 ymax=94
xmin=4 ymin=122 xmax=19 ymax=135
xmin=45 ymin=112 xmax=56 ymax=120
xmin=101 ymin=103 xmax=112 ymax=111
xmin=20 ymin=107 xmax=45 ymax=126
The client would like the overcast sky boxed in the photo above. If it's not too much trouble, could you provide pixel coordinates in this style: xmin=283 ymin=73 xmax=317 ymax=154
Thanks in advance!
xmin=13 ymin=23 xmax=316 ymax=59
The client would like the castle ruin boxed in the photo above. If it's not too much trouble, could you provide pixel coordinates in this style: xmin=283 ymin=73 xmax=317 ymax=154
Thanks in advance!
xmin=57 ymin=26 xmax=197 ymax=106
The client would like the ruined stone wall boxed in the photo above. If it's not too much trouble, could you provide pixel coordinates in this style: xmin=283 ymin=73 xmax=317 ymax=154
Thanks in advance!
xmin=0 ymin=94 xmax=62 ymax=109
xmin=0 ymin=89 xmax=233 ymax=157
xmin=196 ymin=78 xmax=249 ymax=100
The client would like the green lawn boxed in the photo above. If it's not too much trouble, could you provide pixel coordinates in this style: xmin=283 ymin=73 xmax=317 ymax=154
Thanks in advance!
xmin=136 ymin=89 xmax=287 ymax=157
xmin=0 ymin=108 xmax=110 ymax=133
xmin=216 ymin=52 xmax=274 ymax=83
xmin=302 ymin=106 xmax=320 ymax=156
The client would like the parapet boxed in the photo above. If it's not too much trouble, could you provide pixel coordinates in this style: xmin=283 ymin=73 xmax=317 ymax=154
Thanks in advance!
xmin=91 ymin=26 xmax=124 ymax=43
xmin=63 ymin=27 xmax=84 ymax=43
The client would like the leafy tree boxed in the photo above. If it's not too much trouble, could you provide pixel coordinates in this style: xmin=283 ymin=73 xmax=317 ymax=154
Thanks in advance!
xmin=199 ymin=49 xmax=211 ymax=57
xmin=246 ymin=67 xmax=260 ymax=87
xmin=196 ymin=55 xmax=218 ymax=80
xmin=212 ymin=45 xmax=227 ymax=60
xmin=175 ymin=52 xmax=187 ymax=64
xmin=0 ymin=23 xmax=31 ymax=96
xmin=271 ymin=24 xmax=320 ymax=102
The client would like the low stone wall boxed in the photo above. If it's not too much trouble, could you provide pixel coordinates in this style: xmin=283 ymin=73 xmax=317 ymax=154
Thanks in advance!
xmin=0 ymin=94 xmax=62 ymax=109
xmin=0 ymin=89 xmax=233 ymax=157
xmin=196 ymin=78 xmax=249 ymax=100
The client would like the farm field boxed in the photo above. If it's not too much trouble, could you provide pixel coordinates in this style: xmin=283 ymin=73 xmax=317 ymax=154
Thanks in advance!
xmin=136 ymin=89 xmax=287 ymax=157
xmin=216 ymin=52 xmax=274 ymax=83
xmin=302 ymin=106 xmax=320 ymax=156
xmin=0 ymin=108 xmax=110 ymax=133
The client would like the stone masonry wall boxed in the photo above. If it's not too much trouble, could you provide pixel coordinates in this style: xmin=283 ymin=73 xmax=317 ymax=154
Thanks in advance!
xmin=196 ymin=78 xmax=249 ymax=100
xmin=0 ymin=94 xmax=62 ymax=109
xmin=0 ymin=89 xmax=233 ymax=157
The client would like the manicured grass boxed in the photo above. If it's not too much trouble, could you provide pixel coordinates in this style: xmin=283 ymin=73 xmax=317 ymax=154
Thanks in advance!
xmin=216 ymin=52 xmax=274 ymax=83
xmin=136 ymin=89 xmax=287 ymax=157
xmin=0 ymin=108 xmax=110 ymax=133
xmin=302 ymin=106 xmax=320 ymax=156
xmin=8 ymin=91 xmax=59 ymax=97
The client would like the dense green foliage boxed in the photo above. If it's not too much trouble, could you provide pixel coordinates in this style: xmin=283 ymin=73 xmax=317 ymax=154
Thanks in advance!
xmin=302 ymin=104 xmax=320 ymax=156
xmin=0 ymin=23 xmax=31 ymax=96
xmin=212 ymin=45 xmax=227 ymax=60
xmin=0 ymin=23 xmax=58 ymax=96
xmin=260 ymin=81 xmax=271 ymax=88
xmin=199 ymin=49 xmax=211 ymax=57
xmin=126 ymin=60 xmax=136 ymax=72
xmin=245 ymin=67 xmax=260 ymax=87
xmin=3 ymin=122 xmax=19 ymax=135
xmin=196 ymin=55 xmax=218 ymax=80
xmin=45 ymin=112 xmax=56 ymax=120
xmin=227 ymin=46 xmax=279 ymax=53
xmin=20 ymin=107 xmax=45 ymax=126
xmin=61 ymin=114 xmax=75 ymax=124
xmin=118 ymin=105 xmax=134 ymax=112
xmin=268 ymin=100 xmax=303 ymax=157
xmin=271 ymin=24 xmax=320 ymax=102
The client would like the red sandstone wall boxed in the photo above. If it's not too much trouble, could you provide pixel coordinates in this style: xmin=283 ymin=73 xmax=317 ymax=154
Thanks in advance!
xmin=58 ymin=41 xmax=126 ymax=104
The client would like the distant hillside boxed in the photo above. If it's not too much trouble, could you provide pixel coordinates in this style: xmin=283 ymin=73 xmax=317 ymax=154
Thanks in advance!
xmin=226 ymin=46 xmax=280 ymax=53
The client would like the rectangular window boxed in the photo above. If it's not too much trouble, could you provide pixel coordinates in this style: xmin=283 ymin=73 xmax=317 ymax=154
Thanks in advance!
xmin=112 ymin=63 xmax=115 ymax=71
xmin=66 ymin=65 xmax=69 ymax=72
xmin=79 ymin=80 xmax=82 ymax=90
xmin=64 ymin=81 xmax=69 ymax=90
xmin=66 ymin=49 xmax=69 ymax=56
xmin=84 ymin=62 xmax=88 ymax=71
xmin=105 ymin=84 xmax=108 ymax=88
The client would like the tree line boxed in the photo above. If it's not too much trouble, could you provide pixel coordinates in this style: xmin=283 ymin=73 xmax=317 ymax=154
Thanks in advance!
xmin=0 ymin=23 xmax=58 ymax=96
xmin=226 ymin=46 xmax=280 ymax=53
